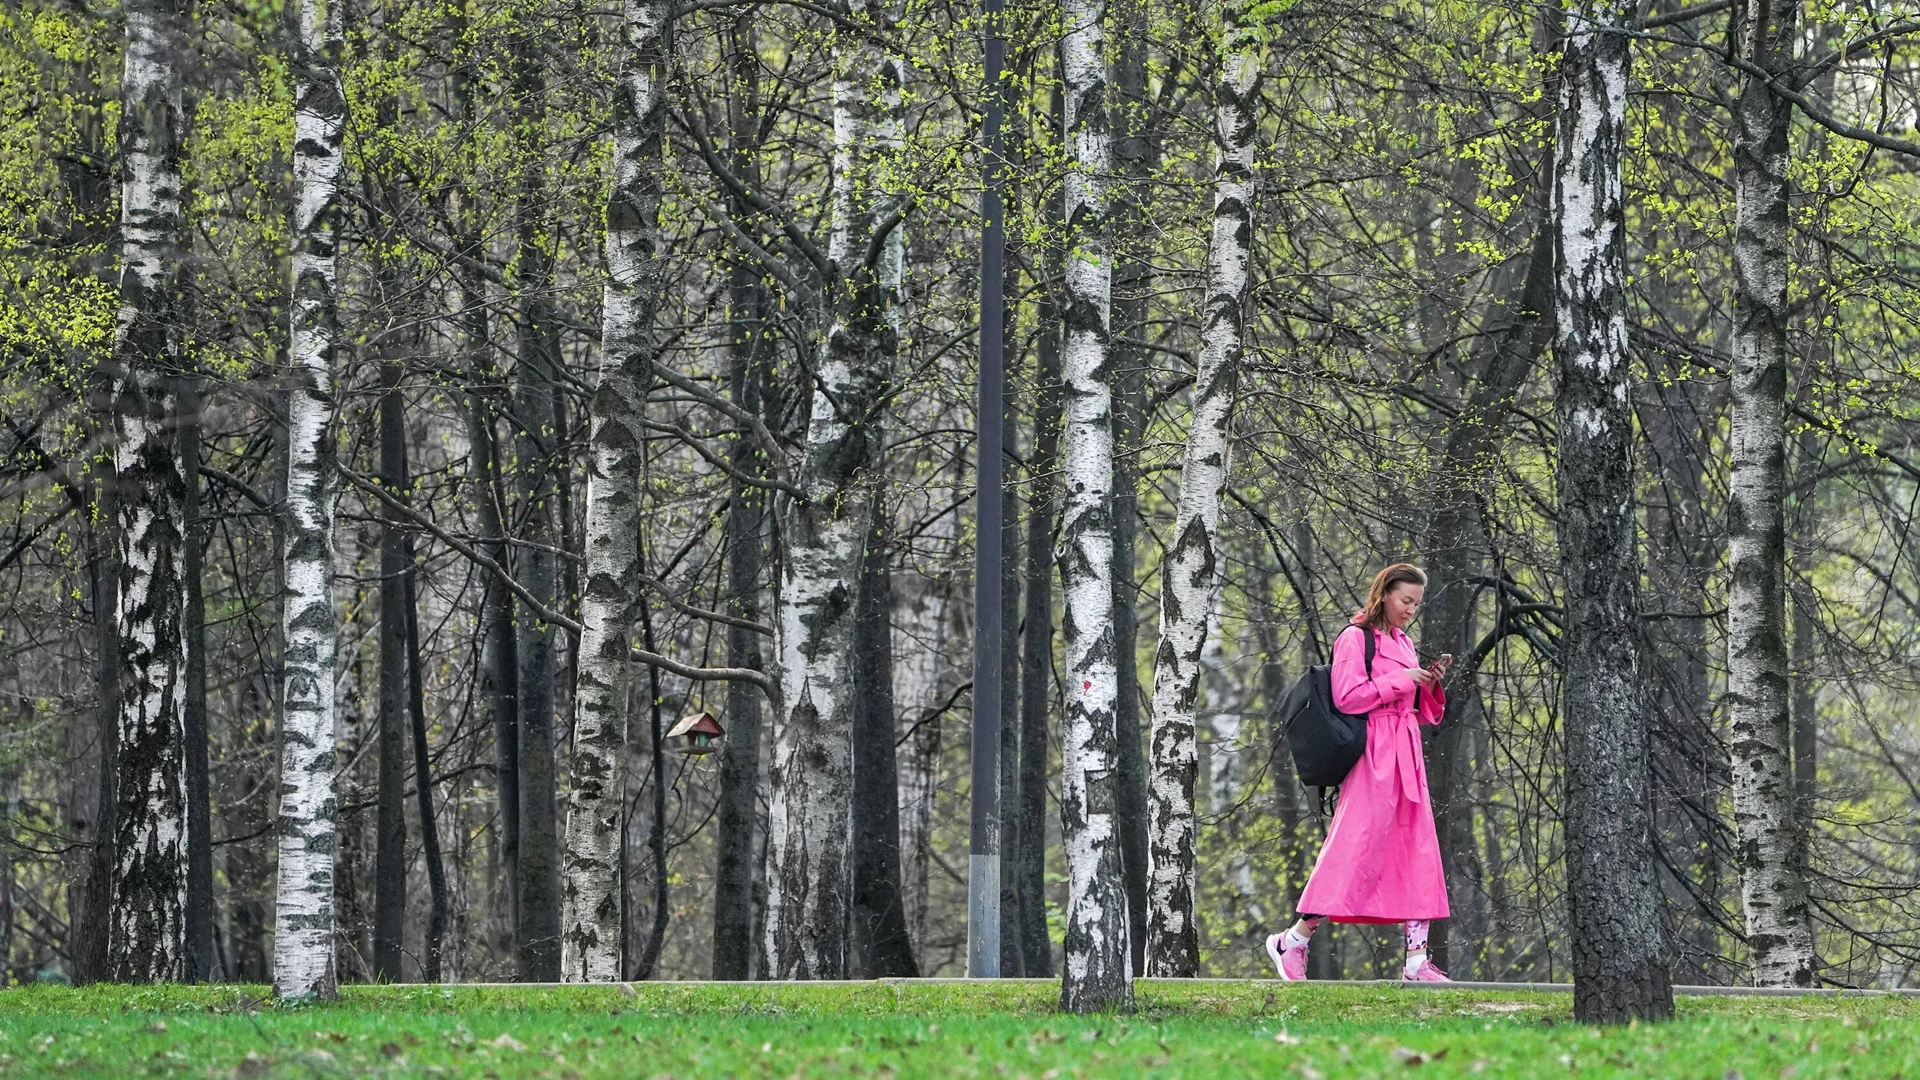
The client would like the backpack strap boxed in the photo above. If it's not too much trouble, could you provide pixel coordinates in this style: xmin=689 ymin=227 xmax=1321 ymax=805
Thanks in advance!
xmin=1337 ymin=623 xmax=1377 ymax=679
xmin=1316 ymin=786 xmax=1337 ymax=818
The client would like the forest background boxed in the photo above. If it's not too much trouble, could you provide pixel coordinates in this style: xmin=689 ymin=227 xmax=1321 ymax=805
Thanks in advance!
xmin=1 ymin=0 xmax=1918 ymax=997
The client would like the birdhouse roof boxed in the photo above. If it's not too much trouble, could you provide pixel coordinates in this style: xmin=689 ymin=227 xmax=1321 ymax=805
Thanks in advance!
xmin=667 ymin=711 xmax=724 ymax=738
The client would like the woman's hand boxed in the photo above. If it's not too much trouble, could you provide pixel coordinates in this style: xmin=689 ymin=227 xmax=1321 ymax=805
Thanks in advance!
xmin=1427 ymin=654 xmax=1453 ymax=684
xmin=1405 ymin=666 xmax=1438 ymax=688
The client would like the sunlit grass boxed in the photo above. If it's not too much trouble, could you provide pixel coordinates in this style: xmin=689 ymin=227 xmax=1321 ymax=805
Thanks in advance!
xmin=0 ymin=980 xmax=1914 ymax=1077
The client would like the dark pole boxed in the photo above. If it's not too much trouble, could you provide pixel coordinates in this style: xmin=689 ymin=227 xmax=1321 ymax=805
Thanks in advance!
xmin=968 ymin=0 xmax=1006 ymax=980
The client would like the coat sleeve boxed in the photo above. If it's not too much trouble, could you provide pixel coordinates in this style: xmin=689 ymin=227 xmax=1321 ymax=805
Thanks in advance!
xmin=1330 ymin=627 xmax=1417 ymax=714
xmin=1417 ymin=678 xmax=1447 ymax=725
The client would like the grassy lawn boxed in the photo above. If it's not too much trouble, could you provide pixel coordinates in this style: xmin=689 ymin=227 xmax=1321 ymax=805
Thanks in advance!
xmin=0 ymin=979 xmax=1913 ymax=1078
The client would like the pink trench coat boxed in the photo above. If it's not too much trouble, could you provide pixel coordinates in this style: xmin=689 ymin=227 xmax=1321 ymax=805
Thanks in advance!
xmin=1294 ymin=622 xmax=1450 ymax=924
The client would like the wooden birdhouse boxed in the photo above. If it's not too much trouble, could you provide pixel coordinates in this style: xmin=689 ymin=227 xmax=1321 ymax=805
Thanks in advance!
xmin=667 ymin=711 xmax=725 ymax=756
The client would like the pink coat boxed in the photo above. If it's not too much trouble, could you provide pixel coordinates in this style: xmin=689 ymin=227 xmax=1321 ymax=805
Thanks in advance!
xmin=1294 ymin=621 xmax=1449 ymax=923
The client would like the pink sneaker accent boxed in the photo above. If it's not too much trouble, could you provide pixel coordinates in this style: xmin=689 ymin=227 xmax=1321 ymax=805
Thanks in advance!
xmin=1402 ymin=957 xmax=1451 ymax=982
xmin=1266 ymin=932 xmax=1308 ymax=981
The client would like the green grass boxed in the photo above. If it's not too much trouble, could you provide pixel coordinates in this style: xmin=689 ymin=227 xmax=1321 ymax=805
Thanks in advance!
xmin=0 ymin=980 xmax=1914 ymax=1078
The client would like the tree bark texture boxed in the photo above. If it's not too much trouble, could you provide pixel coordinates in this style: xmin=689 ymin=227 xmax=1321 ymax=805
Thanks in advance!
xmin=374 ymin=364 xmax=409 ymax=982
xmin=1058 ymin=0 xmax=1132 ymax=1012
xmin=1016 ymin=227 xmax=1063 ymax=979
xmin=633 ymin=612 xmax=673 ymax=979
xmin=560 ymin=0 xmax=668 ymax=982
xmin=108 ymin=0 xmax=189 ymax=984
xmin=710 ymin=10 xmax=769 ymax=982
xmin=72 ymin=523 xmax=118 ymax=985
xmin=272 ymin=0 xmax=344 ymax=1000
xmin=509 ymin=23 xmax=564 ymax=982
xmin=468 ymin=398 xmax=520 ymax=952
xmin=1108 ymin=0 xmax=1152 ymax=974
xmin=999 ymin=415 xmax=1023 ymax=977
xmin=1789 ymin=424 xmax=1821 ymax=838
xmin=1726 ymin=0 xmax=1817 ymax=990
xmin=179 ymin=381 xmax=215 ymax=983
xmin=1143 ymin=0 xmax=1257 ymax=978
xmin=1552 ymin=1 xmax=1672 ymax=1023
xmin=763 ymin=0 xmax=900 ymax=979
xmin=851 ymin=497 xmax=919 ymax=977
xmin=403 ymin=538 xmax=450 ymax=982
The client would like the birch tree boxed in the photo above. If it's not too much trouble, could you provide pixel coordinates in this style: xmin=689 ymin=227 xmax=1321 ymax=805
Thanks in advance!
xmin=1552 ymin=0 xmax=1671 ymax=1023
xmin=1726 ymin=0 xmax=1817 ymax=989
xmin=106 ymin=0 xmax=189 ymax=983
xmin=849 ymin=64 xmax=916 ymax=977
xmin=272 ymin=0 xmax=344 ymax=1001
xmin=1057 ymin=0 xmax=1131 ymax=1013
xmin=1143 ymin=0 xmax=1259 ymax=980
xmin=762 ymin=0 xmax=901 ymax=979
xmin=559 ymin=0 xmax=669 ymax=982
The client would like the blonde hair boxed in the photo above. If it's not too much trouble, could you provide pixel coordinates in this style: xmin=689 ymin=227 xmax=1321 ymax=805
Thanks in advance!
xmin=1353 ymin=563 xmax=1428 ymax=630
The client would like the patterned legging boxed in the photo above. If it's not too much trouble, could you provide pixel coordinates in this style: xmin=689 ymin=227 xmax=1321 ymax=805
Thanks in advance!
xmin=1295 ymin=915 xmax=1430 ymax=952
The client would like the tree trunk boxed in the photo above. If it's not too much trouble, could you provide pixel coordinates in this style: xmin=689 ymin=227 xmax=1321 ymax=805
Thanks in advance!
xmin=632 ymin=610 xmax=672 ymax=979
xmin=852 ymin=53 xmax=917 ymax=980
xmin=468 ymin=398 xmax=520 ymax=955
xmin=710 ymin=9 xmax=769 ymax=983
xmin=180 ymin=379 xmax=214 ymax=983
xmin=0 ymin=778 xmax=11 ymax=986
xmin=1552 ymin=0 xmax=1671 ymax=1023
xmin=403 ymin=537 xmax=449 ymax=982
xmin=1016 ymin=160 xmax=1064 ymax=976
xmin=450 ymin=17 xmax=521 ymax=962
xmin=1726 ymin=0 xmax=1816 ymax=990
xmin=560 ymin=0 xmax=666 ymax=979
xmin=272 ymin=0 xmax=344 ymax=1000
xmin=1143 ymin=0 xmax=1257 ymax=977
xmin=72 ymin=521 xmax=118 ymax=985
xmin=108 ymin=0 xmax=190 ymax=984
xmin=1057 ymin=0 xmax=1131 ymax=1012
xmin=851 ymin=497 xmax=919 ymax=977
xmin=762 ymin=0 xmax=900 ymax=980
xmin=1107 ymin=0 xmax=1152 ymax=974
xmin=1789 ymin=423 xmax=1820 ymax=840
xmin=509 ymin=23 xmax=564 ymax=982
xmin=998 ymin=355 xmax=1023 ymax=977
xmin=373 ymin=363 xmax=409 ymax=982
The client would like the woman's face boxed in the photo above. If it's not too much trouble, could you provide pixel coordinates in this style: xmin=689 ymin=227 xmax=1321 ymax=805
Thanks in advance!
xmin=1384 ymin=582 xmax=1424 ymax=630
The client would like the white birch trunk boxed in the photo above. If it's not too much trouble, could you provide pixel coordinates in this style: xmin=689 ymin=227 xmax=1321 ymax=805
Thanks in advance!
xmin=1552 ymin=0 xmax=1672 ymax=1022
xmin=559 ymin=0 xmax=669 ymax=983
xmin=763 ymin=0 xmax=900 ymax=979
xmin=1142 ymin=0 xmax=1258 ymax=980
xmin=1727 ymin=0 xmax=1817 ymax=989
xmin=272 ymin=0 xmax=345 ymax=1001
xmin=107 ymin=0 xmax=189 ymax=984
xmin=1057 ymin=0 xmax=1131 ymax=1011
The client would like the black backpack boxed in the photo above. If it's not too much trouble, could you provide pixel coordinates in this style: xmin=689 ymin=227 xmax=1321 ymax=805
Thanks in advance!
xmin=1279 ymin=625 xmax=1376 ymax=797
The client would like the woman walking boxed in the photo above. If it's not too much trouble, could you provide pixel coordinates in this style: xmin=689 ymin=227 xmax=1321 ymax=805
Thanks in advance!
xmin=1269 ymin=563 xmax=1454 ymax=981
